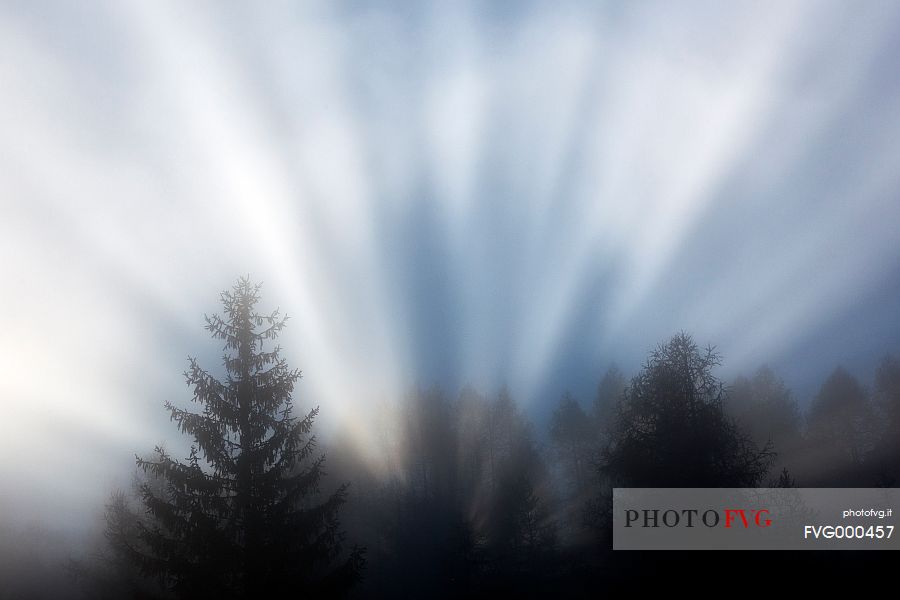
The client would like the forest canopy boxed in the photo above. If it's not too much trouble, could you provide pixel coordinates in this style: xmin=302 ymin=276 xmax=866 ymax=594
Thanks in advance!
xmin=54 ymin=283 xmax=899 ymax=598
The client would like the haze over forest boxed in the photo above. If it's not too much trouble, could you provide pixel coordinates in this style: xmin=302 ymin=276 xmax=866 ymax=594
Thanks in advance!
xmin=2 ymin=1 xmax=900 ymax=597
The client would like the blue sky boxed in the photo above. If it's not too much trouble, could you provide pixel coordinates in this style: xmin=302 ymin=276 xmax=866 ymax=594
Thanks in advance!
xmin=2 ymin=0 xmax=900 ymax=530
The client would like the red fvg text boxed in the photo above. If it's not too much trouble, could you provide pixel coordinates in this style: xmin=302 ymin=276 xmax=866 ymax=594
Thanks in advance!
xmin=624 ymin=508 xmax=772 ymax=528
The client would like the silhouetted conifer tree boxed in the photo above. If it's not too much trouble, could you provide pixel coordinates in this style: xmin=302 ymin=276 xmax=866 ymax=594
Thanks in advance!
xmin=806 ymin=366 xmax=875 ymax=483
xmin=593 ymin=366 xmax=625 ymax=437
xmin=74 ymin=455 xmax=171 ymax=599
xmin=727 ymin=366 xmax=802 ymax=475
xmin=872 ymin=355 xmax=900 ymax=484
xmin=602 ymin=333 xmax=773 ymax=487
xmin=126 ymin=278 xmax=362 ymax=598
xmin=550 ymin=393 xmax=593 ymax=496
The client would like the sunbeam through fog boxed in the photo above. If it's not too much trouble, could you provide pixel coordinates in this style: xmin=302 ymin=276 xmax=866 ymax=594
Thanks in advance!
xmin=2 ymin=0 xmax=900 ymax=537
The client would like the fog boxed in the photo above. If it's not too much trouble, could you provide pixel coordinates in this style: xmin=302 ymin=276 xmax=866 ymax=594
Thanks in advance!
xmin=1 ymin=0 xmax=900 ymax=585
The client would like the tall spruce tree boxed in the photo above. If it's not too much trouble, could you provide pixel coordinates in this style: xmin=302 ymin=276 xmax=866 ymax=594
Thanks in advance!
xmin=130 ymin=278 xmax=362 ymax=597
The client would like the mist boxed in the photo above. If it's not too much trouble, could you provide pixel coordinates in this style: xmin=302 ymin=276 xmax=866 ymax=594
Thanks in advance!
xmin=2 ymin=1 xmax=900 ymax=597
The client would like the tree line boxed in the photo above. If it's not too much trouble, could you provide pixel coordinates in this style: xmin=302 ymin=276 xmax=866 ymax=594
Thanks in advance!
xmin=69 ymin=280 xmax=900 ymax=597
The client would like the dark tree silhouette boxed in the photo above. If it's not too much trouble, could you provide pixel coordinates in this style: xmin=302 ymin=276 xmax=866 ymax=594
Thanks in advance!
xmin=872 ymin=355 xmax=900 ymax=484
xmin=482 ymin=392 xmax=557 ymax=583
xmin=334 ymin=384 xmax=561 ymax=597
xmin=806 ymin=367 xmax=874 ymax=481
xmin=549 ymin=393 xmax=593 ymax=496
xmin=593 ymin=365 xmax=625 ymax=439
xmin=125 ymin=278 xmax=362 ymax=598
xmin=726 ymin=366 xmax=802 ymax=475
xmin=602 ymin=333 xmax=773 ymax=487
xmin=89 ymin=490 xmax=166 ymax=599
xmin=487 ymin=388 xmax=522 ymax=490
xmin=72 ymin=450 xmax=171 ymax=599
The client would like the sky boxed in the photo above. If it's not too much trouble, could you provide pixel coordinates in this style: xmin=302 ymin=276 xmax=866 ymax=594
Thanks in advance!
xmin=2 ymin=0 xmax=900 ymax=532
